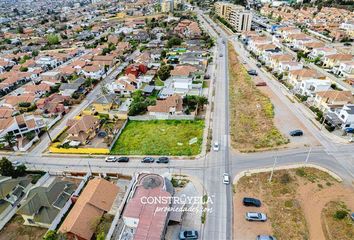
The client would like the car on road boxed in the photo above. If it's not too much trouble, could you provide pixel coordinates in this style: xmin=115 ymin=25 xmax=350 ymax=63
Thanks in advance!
xmin=219 ymin=53 xmax=223 ymax=57
xmin=156 ymin=157 xmax=169 ymax=164
xmin=242 ymin=60 xmax=247 ymax=64
xmin=289 ymin=129 xmax=303 ymax=136
xmin=142 ymin=157 xmax=155 ymax=163
xmin=256 ymin=63 xmax=262 ymax=67
xmin=248 ymin=70 xmax=258 ymax=76
xmin=213 ymin=141 xmax=220 ymax=151
xmin=117 ymin=157 xmax=129 ymax=162
xmin=11 ymin=161 xmax=22 ymax=167
xmin=255 ymin=82 xmax=267 ymax=87
xmin=179 ymin=230 xmax=199 ymax=239
xmin=223 ymin=173 xmax=230 ymax=184
xmin=350 ymin=212 xmax=354 ymax=221
xmin=343 ymin=42 xmax=352 ymax=46
xmin=105 ymin=156 xmax=117 ymax=162
xmin=243 ymin=197 xmax=261 ymax=207
xmin=256 ymin=235 xmax=277 ymax=240
xmin=245 ymin=212 xmax=267 ymax=222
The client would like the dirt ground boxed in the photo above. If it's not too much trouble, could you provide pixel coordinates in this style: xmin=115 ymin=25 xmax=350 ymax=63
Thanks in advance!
xmin=0 ymin=215 xmax=46 ymax=240
xmin=233 ymin=167 xmax=354 ymax=240
xmin=255 ymin=81 xmax=320 ymax=149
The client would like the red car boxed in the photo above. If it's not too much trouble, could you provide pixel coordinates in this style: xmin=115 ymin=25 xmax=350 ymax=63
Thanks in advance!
xmin=255 ymin=82 xmax=267 ymax=86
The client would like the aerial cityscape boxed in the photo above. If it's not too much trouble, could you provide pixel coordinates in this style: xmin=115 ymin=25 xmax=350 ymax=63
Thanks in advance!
xmin=0 ymin=0 xmax=353 ymax=239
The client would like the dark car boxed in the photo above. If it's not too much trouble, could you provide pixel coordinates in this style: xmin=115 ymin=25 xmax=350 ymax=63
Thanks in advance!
xmin=156 ymin=157 xmax=169 ymax=163
xmin=248 ymin=70 xmax=258 ymax=76
xmin=179 ymin=230 xmax=199 ymax=240
xmin=142 ymin=157 xmax=155 ymax=163
xmin=257 ymin=235 xmax=277 ymax=240
xmin=289 ymin=129 xmax=304 ymax=136
xmin=256 ymin=82 xmax=267 ymax=87
xmin=343 ymin=42 xmax=352 ymax=46
xmin=344 ymin=128 xmax=354 ymax=133
xmin=117 ymin=157 xmax=129 ymax=162
xmin=243 ymin=197 xmax=261 ymax=207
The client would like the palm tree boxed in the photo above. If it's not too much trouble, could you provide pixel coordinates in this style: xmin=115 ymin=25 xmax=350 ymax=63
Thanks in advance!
xmin=3 ymin=132 xmax=15 ymax=147
xmin=196 ymin=96 xmax=209 ymax=112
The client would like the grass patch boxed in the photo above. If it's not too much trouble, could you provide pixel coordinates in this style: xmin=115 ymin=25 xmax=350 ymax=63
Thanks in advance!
xmin=111 ymin=120 xmax=204 ymax=155
xmin=322 ymin=201 xmax=354 ymax=240
xmin=228 ymin=43 xmax=288 ymax=151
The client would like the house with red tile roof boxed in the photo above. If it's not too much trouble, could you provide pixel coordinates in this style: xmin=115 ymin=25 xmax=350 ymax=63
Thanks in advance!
xmin=123 ymin=173 xmax=172 ymax=240
xmin=66 ymin=115 xmax=100 ymax=145
xmin=148 ymin=94 xmax=183 ymax=117
xmin=59 ymin=178 xmax=119 ymax=240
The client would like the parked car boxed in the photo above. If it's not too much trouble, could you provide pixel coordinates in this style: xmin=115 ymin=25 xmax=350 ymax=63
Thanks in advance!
xmin=117 ymin=157 xmax=129 ymax=162
xmin=179 ymin=230 xmax=199 ymax=240
xmin=245 ymin=212 xmax=267 ymax=222
xmin=255 ymin=82 xmax=267 ymax=87
xmin=350 ymin=212 xmax=354 ymax=221
xmin=223 ymin=173 xmax=230 ymax=184
xmin=213 ymin=141 xmax=220 ymax=151
xmin=11 ymin=161 xmax=22 ymax=167
xmin=256 ymin=235 xmax=277 ymax=240
xmin=344 ymin=127 xmax=354 ymax=133
xmin=256 ymin=63 xmax=262 ymax=67
xmin=289 ymin=129 xmax=303 ymax=136
xmin=219 ymin=53 xmax=223 ymax=57
xmin=105 ymin=156 xmax=117 ymax=162
xmin=142 ymin=157 xmax=155 ymax=163
xmin=243 ymin=197 xmax=261 ymax=207
xmin=156 ymin=157 xmax=169 ymax=163
xmin=343 ymin=42 xmax=352 ymax=46
xmin=248 ymin=70 xmax=258 ymax=76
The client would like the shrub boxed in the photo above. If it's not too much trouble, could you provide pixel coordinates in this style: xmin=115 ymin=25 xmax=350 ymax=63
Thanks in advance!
xmin=296 ymin=168 xmax=306 ymax=177
xmin=280 ymin=173 xmax=291 ymax=184
xmin=334 ymin=210 xmax=348 ymax=220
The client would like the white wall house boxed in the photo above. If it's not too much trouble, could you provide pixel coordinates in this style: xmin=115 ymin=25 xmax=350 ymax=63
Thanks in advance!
xmin=299 ymin=79 xmax=332 ymax=96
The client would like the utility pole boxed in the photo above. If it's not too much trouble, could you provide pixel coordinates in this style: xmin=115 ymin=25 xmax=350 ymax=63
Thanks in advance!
xmin=268 ymin=156 xmax=277 ymax=183
xmin=305 ymin=147 xmax=312 ymax=165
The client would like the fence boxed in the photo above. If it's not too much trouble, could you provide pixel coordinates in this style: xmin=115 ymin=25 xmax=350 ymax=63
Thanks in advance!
xmin=49 ymin=143 xmax=109 ymax=154
xmin=128 ymin=115 xmax=195 ymax=121
xmin=47 ymin=172 xmax=91 ymax=231
xmin=106 ymin=175 xmax=136 ymax=240
xmin=109 ymin=119 xmax=128 ymax=151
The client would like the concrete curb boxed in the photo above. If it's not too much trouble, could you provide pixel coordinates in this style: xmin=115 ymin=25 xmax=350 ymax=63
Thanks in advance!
xmin=232 ymin=163 xmax=343 ymax=184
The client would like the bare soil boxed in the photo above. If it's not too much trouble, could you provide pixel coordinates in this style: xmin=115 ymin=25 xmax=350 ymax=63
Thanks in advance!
xmin=233 ymin=167 xmax=354 ymax=240
xmin=0 ymin=215 xmax=46 ymax=240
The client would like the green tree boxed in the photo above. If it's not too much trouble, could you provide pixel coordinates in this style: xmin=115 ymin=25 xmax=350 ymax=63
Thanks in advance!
xmin=47 ymin=34 xmax=60 ymax=45
xmin=3 ymin=132 xmax=15 ymax=147
xmin=96 ymin=232 xmax=105 ymax=240
xmin=0 ymin=157 xmax=14 ymax=177
xmin=167 ymin=37 xmax=182 ymax=48
xmin=15 ymin=164 xmax=27 ymax=177
xmin=196 ymin=96 xmax=209 ymax=111
xmin=19 ymin=66 xmax=28 ymax=72
xmin=128 ymin=91 xmax=155 ymax=116
xmin=157 ymin=64 xmax=173 ymax=81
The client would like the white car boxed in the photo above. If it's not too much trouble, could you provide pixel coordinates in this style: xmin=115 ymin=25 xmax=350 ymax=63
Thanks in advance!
xmin=213 ymin=142 xmax=220 ymax=151
xmin=245 ymin=212 xmax=267 ymax=222
xmin=223 ymin=173 xmax=230 ymax=185
xmin=105 ymin=156 xmax=117 ymax=162
xmin=11 ymin=161 xmax=22 ymax=167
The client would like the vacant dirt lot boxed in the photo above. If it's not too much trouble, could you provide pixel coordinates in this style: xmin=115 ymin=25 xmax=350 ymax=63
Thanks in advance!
xmin=0 ymin=215 xmax=46 ymax=240
xmin=233 ymin=167 xmax=354 ymax=240
xmin=228 ymin=44 xmax=288 ymax=152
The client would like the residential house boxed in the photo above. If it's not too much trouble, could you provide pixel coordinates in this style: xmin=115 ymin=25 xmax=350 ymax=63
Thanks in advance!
xmin=0 ymin=176 xmax=30 ymax=206
xmin=268 ymin=53 xmax=293 ymax=70
xmin=322 ymin=54 xmax=353 ymax=69
xmin=35 ymin=56 xmax=59 ymax=69
xmin=66 ymin=115 xmax=100 ymax=145
xmin=36 ymin=93 xmax=69 ymax=117
xmin=83 ymin=94 xmax=120 ymax=117
xmin=17 ymin=175 xmax=78 ymax=228
xmin=23 ymin=83 xmax=51 ymax=98
xmin=313 ymin=90 xmax=353 ymax=112
xmin=123 ymin=174 xmax=173 ymax=240
xmin=277 ymin=61 xmax=303 ymax=74
xmin=59 ymin=78 xmax=86 ymax=97
xmin=159 ymin=76 xmax=202 ymax=99
xmin=59 ymin=178 xmax=119 ymax=240
xmin=299 ymin=78 xmax=332 ymax=96
xmin=113 ymin=74 xmax=141 ymax=96
xmin=308 ymin=47 xmax=337 ymax=60
xmin=148 ymin=94 xmax=183 ymax=117
xmin=81 ymin=63 xmax=104 ymax=80
xmin=334 ymin=61 xmax=354 ymax=78
xmin=333 ymin=104 xmax=354 ymax=129
xmin=288 ymin=69 xmax=326 ymax=90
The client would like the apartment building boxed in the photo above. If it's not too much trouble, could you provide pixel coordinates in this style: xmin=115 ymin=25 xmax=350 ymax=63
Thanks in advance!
xmin=214 ymin=2 xmax=252 ymax=32
xmin=161 ymin=0 xmax=174 ymax=13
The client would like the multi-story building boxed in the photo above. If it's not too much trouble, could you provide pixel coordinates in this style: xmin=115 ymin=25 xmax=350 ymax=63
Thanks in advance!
xmin=214 ymin=2 xmax=252 ymax=32
xmin=161 ymin=0 xmax=174 ymax=13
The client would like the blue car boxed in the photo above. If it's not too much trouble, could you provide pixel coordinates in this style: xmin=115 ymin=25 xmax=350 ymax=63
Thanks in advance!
xmin=344 ymin=128 xmax=354 ymax=133
xmin=290 ymin=130 xmax=303 ymax=136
